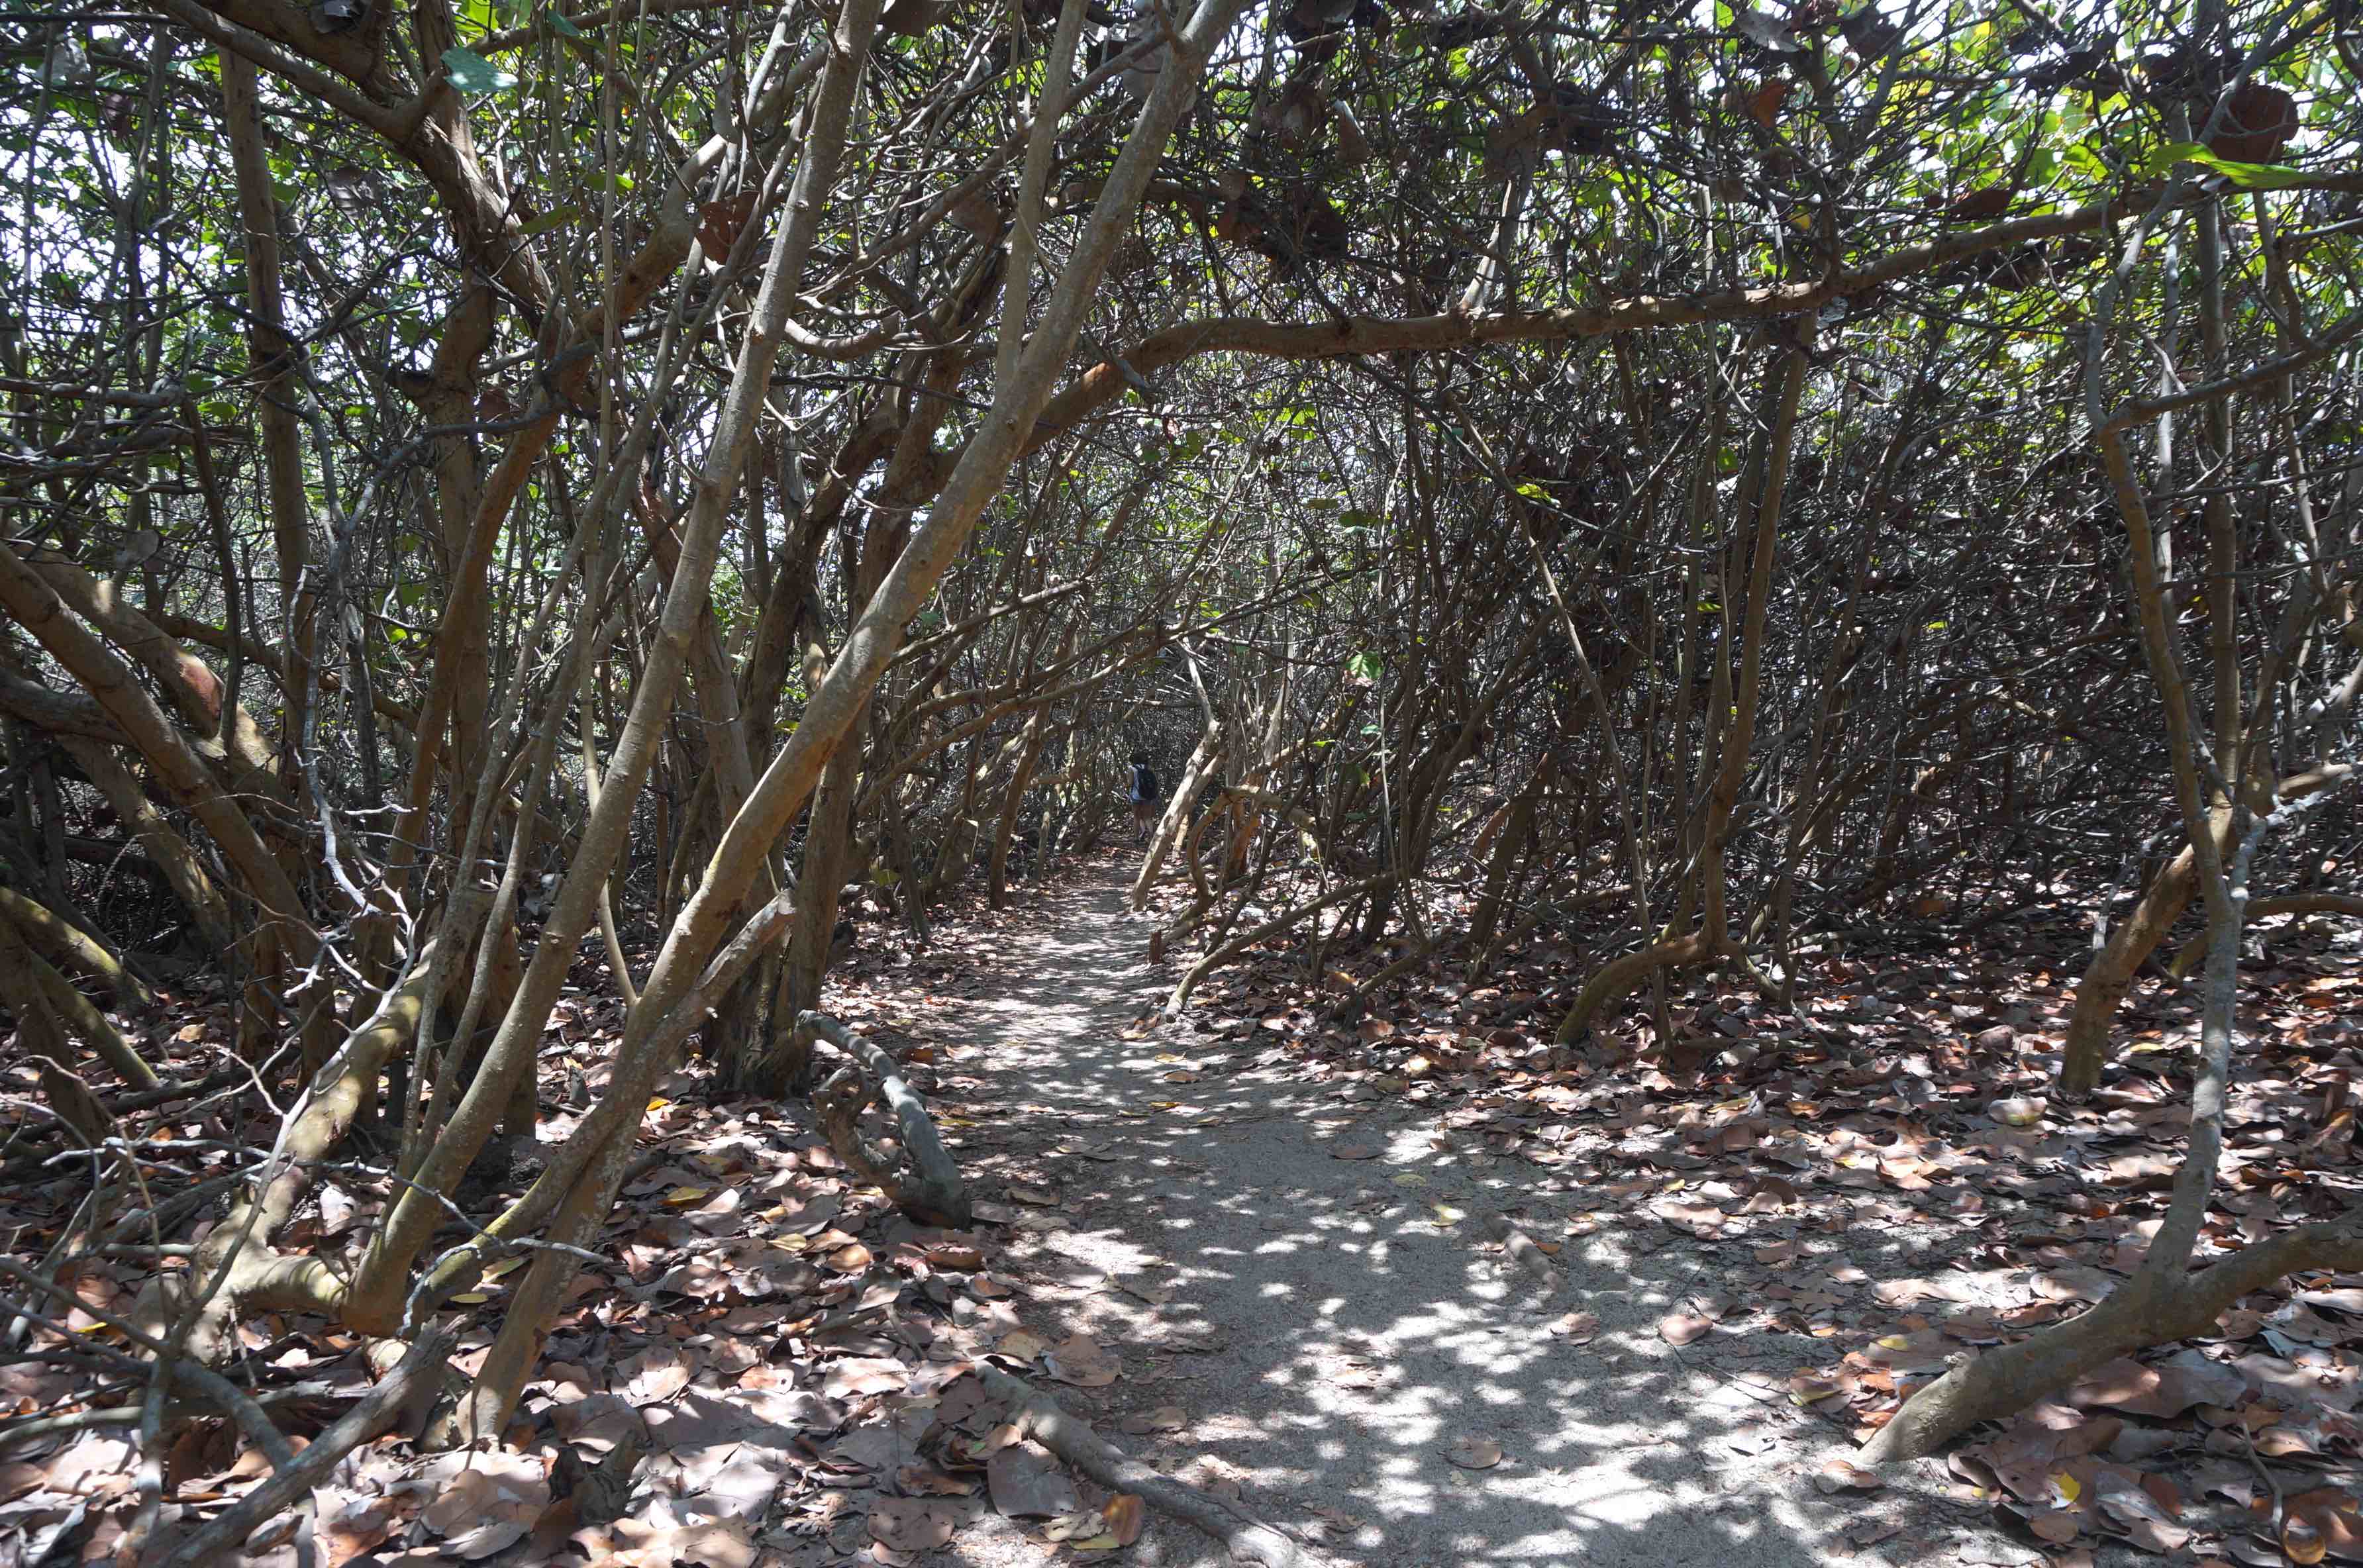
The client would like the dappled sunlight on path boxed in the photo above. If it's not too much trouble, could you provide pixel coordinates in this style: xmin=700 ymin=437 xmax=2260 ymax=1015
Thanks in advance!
xmin=914 ymin=856 xmax=2005 ymax=1568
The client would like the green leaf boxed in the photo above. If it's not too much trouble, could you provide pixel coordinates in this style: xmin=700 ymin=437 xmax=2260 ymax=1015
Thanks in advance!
xmin=442 ymin=46 xmax=519 ymax=94
xmin=2138 ymin=140 xmax=2209 ymax=173
xmin=2199 ymin=154 xmax=2311 ymax=190
xmin=545 ymin=5 xmax=585 ymax=33
xmin=2133 ymin=141 xmax=2307 ymax=189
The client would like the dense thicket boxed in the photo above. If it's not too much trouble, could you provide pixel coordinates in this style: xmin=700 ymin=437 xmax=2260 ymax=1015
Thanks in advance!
xmin=0 ymin=0 xmax=2357 ymax=1480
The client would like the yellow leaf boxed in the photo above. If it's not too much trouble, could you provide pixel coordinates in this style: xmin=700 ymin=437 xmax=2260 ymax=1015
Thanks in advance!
xmin=664 ymin=1187 xmax=712 ymax=1205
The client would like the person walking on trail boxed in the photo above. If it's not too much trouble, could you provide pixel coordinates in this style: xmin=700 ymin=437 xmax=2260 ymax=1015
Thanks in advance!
xmin=1128 ymin=755 xmax=1160 ymax=844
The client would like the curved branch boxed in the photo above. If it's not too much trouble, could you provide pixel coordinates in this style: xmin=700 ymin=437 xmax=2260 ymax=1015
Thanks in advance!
xmin=1030 ymin=204 xmax=2124 ymax=448
xmin=797 ymin=1011 xmax=971 ymax=1227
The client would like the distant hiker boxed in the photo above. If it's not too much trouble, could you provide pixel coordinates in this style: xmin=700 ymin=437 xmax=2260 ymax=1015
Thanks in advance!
xmin=1128 ymin=755 xmax=1160 ymax=844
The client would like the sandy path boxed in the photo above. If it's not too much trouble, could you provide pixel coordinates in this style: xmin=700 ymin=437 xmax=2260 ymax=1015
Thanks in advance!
xmin=918 ymin=858 xmax=2011 ymax=1568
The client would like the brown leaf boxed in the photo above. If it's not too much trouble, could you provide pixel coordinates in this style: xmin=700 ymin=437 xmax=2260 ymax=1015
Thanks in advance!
xmin=2207 ymin=81 xmax=2298 ymax=162
xmin=821 ymin=1356 xmax=909 ymax=1398
xmin=996 ymin=1328 xmax=1050 ymax=1363
xmin=1548 ymin=1311 xmax=1600 ymax=1344
xmin=1045 ymin=1333 xmax=1119 ymax=1387
xmin=986 ymin=1440 xmax=1080 ymax=1518
xmin=1958 ymin=1414 xmax=2125 ymax=1504
xmin=1331 ymin=1144 xmax=1381 ymax=1161
xmin=2068 ymin=1354 xmax=2244 ymax=1419
xmin=1446 ymin=1436 xmax=1502 ymax=1470
xmin=1652 ymin=1198 xmax=1727 ymax=1238
xmin=895 ymin=1465 xmax=976 ymax=1497
xmin=1658 ymin=1312 xmax=1713 ymax=1346
xmin=587 ymin=1517 xmax=758 ymax=1568
xmin=1814 ymin=1459 xmax=1884 ymax=1493
xmin=319 ymin=1495 xmax=399 ymax=1568
xmin=870 ymin=1498 xmax=959 ymax=1553
xmin=1787 ymin=1369 xmax=1844 ymax=1406
xmin=2095 ymin=1471 xmax=2188 ymax=1555
xmin=419 ymin=1455 xmax=548 ymax=1559
xmin=1743 ymin=79 xmax=1788 ymax=128
xmin=1103 ymin=1493 xmax=1146 ymax=1547
xmin=1946 ymin=185 xmax=2016 ymax=222
xmin=2286 ymin=1489 xmax=2363 ymax=1563
xmin=617 ymin=1343 xmax=695 ymax=1404
xmin=1120 ymin=1405 xmax=1186 ymax=1435
xmin=698 ymin=188 xmax=759 ymax=255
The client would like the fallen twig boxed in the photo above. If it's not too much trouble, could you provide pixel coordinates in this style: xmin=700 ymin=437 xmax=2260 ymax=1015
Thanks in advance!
xmin=1478 ymin=1207 xmax=1563 ymax=1298
xmin=152 ymin=1326 xmax=456 ymax=1568
xmin=970 ymin=1363 xmax=1326 ymax=1568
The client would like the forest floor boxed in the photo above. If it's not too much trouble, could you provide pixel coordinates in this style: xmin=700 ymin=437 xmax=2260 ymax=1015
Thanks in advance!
xmin=895 ymin=854 xmax=1994 ymax=1568
xmin=8 ymin=848 xmax=2362 ymax=1568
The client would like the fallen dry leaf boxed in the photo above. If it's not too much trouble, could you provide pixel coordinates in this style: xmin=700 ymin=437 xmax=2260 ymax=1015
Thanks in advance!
xmin=1101 ymin=1493 xmax=1146 ymax=1547
xmin=997 ymin=1328 xmax=1051 ymax=1363
xmin=1045 ymin=1333 xmax=1120 ymax=1387
xmin=987 ymin=1440 xmax=1081 ymax=1518
xmin=1658 ymin=1312 xmax=1714 ymax=1346
xmin=1120 ymin=1405 xmax=1186 ymax=1435
xmin=871 ymin=1498 xmax=960 ymax=1553
xmin=1815 ymin=1459 xmax=1884 ymax=1493
xmin=1548 ymin=1311 xmax=1600 ymax=1344
xmin=1446 ymin=1436 xmax=1503 ymax=1470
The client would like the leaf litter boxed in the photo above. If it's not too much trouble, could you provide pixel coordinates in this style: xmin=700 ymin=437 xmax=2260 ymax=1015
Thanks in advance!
xmin=0 ymin=857 xmax=2356 ymax=1565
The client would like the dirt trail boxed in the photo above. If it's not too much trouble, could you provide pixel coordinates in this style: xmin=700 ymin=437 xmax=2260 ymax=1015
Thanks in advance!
xmin=916 ymin=858 xmax=2019 ymax=1568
